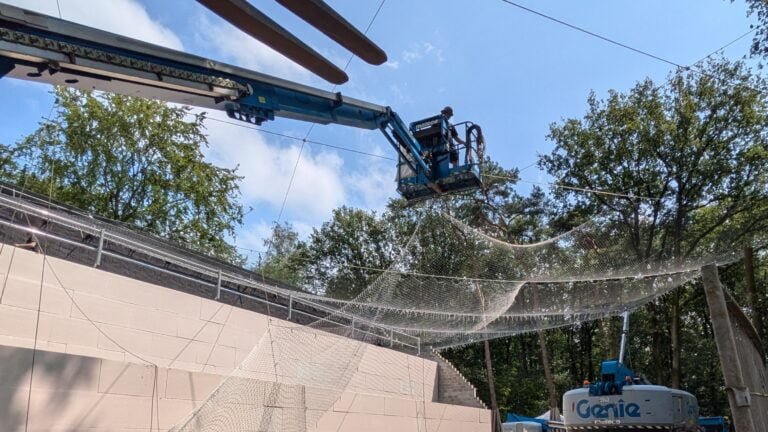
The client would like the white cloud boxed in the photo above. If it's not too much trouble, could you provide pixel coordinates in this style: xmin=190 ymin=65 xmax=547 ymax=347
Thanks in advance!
xmin=237 ymin=221 xmax=272 ymax=252
xmin=199 ymin=111 xmax=397 ymax=253
xmin=383 ymin=61 xmax=400 ymax=69
xmin=402 ymin=42 xmax=445 ymax=64
xmin=202 ymin=112 xmax=346 ymax=221
xmin=4 ymin=0 xmax=183 ymax=50
xmin=194 ymin=15 xmax=312 ymax=82
xmin=347 ymin=160 xmax=396 ymax=213
xmin=402 ymin=49 xmax=422 ymax=63
xmin=388 ymin=84 xmax=413 ymax=104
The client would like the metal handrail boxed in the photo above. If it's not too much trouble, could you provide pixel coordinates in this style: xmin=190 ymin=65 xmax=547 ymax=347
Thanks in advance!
xmin=0 ymin=189 xmax=421 ymax=354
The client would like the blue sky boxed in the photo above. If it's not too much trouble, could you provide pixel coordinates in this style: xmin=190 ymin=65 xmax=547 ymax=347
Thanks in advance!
xmin=0 ymin=0 xmax=758 ymax=264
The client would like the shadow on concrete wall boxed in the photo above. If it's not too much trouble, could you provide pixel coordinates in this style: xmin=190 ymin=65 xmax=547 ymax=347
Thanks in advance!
xmin=0 ymin=346 xmax=97 ymax=431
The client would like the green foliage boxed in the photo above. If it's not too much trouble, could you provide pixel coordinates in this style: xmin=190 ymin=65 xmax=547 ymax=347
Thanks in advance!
xmin=68 ymin=54 xmax=756 ymax=420
xmin=530 ymin=57 xmax=768 ymax=413
xmin=443 ymin=59 xmax=768 ymax=418
xmin=735 ymin=0 xmax=768 ymax=60
xmin=257 ymin=222 xmax=309 ymax=286
xmin=2 ymin=87 xmax=244 ymax=261
xmin=251 ymin=59 xmax=768 ymax=420
xmin=303 ymin=206 xmax=397 ymax=298
xmin=542 ymin=59 xmax=768 ymax=260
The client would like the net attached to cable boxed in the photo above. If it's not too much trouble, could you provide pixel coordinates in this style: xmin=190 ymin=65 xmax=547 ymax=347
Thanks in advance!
xmin=294 ymin=212 xmax=740 ymax=348
xmin=172 ymin=210 xmax=741 ymax=431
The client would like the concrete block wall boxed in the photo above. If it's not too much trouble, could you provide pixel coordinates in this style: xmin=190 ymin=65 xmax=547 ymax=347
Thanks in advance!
xmin=428 ymin=350 xmax=488 ymax=409
xmin=0 ymin=246 xmax=490 ymax=431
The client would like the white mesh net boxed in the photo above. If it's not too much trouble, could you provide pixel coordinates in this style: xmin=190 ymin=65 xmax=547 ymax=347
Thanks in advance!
xmin=171 ymin=211 xmax=740 ymax=431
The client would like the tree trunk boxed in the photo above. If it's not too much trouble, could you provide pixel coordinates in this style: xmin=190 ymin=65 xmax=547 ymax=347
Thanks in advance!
xmin=647 ymin=303 xmax=661 ymax=383
xmin=584 ymin=324 xmax=595 ymax=382
xmin=670 ymin=287 xmax=681 ymax=388
xmin=532 ymin=284 xmax=559 ymax=418
xmin=744 ymin=247 xmax=764 ymax=343
xmin=538 ymin=330 xmax=560 ymax=419
xmin=607 ymin=317 xmax=620 ymax=359
xmin=483 ymin=339 xmax=502 ymax=432
xmin=567 ymin=327 xmax=579 ymax=384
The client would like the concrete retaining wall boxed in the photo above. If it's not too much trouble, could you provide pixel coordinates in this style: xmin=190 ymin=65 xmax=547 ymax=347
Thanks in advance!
xmin=428 ymin=350 xmax=487 ymax=409
xmin=0 ymin=246 xmax=490 ymax=431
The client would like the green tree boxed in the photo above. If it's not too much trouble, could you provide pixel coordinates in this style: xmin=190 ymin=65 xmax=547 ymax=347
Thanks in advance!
xmin=3 ymin=87 xmax=244 ymax=261
xmin=257 ymin=222 xmax=308 ymax=286
xmin=734 ymin=0 xmax=768 ymax=59
xmin=302 ymin=206 xmax=396 ymax=298
xmin=540 ymin=59 xmax=768 ymax=389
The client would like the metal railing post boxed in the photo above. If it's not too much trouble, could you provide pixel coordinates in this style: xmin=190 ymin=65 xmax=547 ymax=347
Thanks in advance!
xmin=215 ymin=268 xmax=222 ymax=300
xmin=287 ymin=295 xmax=293 ymax=320
xmin=351 ymin=317 xmax=355 ymax=337
xmin=389 ymin=329 xmax=394 ymax=348
xmin=93 ymin=228 xmax=105 ymax=267
xmin=417 ymin=337 xmax=421 ymax=356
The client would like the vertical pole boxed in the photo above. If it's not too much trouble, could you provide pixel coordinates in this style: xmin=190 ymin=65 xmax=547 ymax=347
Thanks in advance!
xmin=93 ymin=228 xmax=105 ymax=267
xmin=538 ymin=330 xmax=559 ymax=420
xmin=701 ymin=264 xmax=755 ymax=432
xmin=618 ymin=310 xmax=630 ymax=364
xmin=215 ymin=268 xmax=222 ymax=300
xmin=389 ymin=329 xmax=394 ymax=348
xmin=744 ymin=247 xmax=764 ymax=343
xmin=484 ymin=339 xmax=502 ymax=432
xmin=351 ymin=317 xmax=355 ymax=337
xmin=287 ymin=295 xmax=293 ymax=320
xmin=417 ymin=337 xmax=421 ymax=356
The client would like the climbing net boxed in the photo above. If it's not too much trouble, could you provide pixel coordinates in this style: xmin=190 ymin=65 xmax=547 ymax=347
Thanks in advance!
xmin=172 ymin=211 xmax=740 ymax=431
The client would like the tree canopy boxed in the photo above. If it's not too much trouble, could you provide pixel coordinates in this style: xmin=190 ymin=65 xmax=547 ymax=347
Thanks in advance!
xmin=737 ymin=0 xmax=768 ymax=59
xmin=542 ymin=58 xmax=768 ymax=391
xmin=542 ymin=59 xmax=768 ymax=261
xmin=1 ymin=87 xmax=244 ymax=261
xmin=257 ymin=58 xmax=768 ymax=419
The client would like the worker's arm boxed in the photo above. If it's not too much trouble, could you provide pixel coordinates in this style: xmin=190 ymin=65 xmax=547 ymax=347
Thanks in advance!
xmin=450 ymin=126 xmax=466 ymax=145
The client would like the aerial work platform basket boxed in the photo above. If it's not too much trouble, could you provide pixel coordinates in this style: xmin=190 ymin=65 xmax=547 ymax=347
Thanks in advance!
xmin=396 ymin=115 xmax=485 ymax=202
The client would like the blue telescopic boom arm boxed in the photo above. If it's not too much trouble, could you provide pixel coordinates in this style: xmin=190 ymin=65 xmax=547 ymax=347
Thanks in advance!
xmin=0 ymin=3 xmax=439 ymax=194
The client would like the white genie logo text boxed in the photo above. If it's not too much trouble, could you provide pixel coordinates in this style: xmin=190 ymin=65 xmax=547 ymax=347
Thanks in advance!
xmin=576 ymin=399 xmax=641 ymax=419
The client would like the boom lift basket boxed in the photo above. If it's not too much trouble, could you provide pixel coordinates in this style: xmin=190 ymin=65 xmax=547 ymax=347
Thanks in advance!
xmin=397 ymin=115 xmax=484 ymax=201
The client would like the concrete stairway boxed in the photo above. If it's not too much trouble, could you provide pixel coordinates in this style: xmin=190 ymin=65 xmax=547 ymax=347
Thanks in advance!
xmin=427 ymin=349 xmax=488 ymax=409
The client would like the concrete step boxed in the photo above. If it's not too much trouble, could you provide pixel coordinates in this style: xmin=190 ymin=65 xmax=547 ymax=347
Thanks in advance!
xmin=424 ymin=349 xmax=487 ymax=409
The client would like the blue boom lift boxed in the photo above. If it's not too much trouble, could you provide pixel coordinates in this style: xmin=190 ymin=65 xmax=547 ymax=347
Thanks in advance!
xmin=0 ymin=3 xmax=485 ymax=202
xmin=505 ymin=312 xmax=733 ymax=432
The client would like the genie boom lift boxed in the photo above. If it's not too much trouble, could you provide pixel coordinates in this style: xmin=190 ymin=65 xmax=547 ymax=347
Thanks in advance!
xmin=0 ymin=3 xmax=484 ymax=202
xmin=505 ymin=312 xmax=731 ymax=432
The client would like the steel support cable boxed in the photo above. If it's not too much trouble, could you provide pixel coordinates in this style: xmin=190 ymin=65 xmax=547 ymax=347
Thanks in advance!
xmin=498 ymin=0 xmax=762 ymax=92
xmin=498 ymin=0 xmax=684 ymax=68
xmin=24 ymin=94 xmax=165 ymax=428
xmin=694 ymin=28 xmax=756 ymax=64
xmin=273 ymin=0 xmax=387 ymax=226
xmin=206 ymin=116 xmax=393 ymax=160
xmin=205 ymin=120 xmax=655 ymax=201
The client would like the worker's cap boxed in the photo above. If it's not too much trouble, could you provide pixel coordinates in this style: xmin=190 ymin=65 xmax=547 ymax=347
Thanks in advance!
xmin=441 ymin=106 xmax=454 ymax=116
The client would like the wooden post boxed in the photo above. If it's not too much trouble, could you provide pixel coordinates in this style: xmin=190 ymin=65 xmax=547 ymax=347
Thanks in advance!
xmin=701 ymin=264 xmax=755 ymax=432
xmin=538 ymin=330 xmax=560 ymax=420
xmin=483 ymin=339 xmax=502 ymax=432
xmin=744 ymin=247 xmax=764 ymax=343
